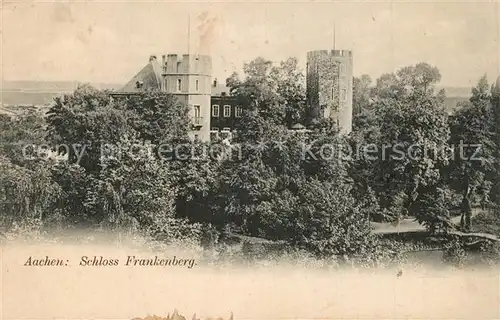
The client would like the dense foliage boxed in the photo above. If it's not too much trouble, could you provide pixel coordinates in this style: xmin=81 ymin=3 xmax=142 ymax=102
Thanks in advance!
xmin=1 ymin=58 xmax=500 ymax=266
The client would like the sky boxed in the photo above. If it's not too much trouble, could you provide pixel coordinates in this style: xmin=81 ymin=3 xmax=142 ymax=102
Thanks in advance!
xmin=2 ymin=0 xmax=500 ymax=88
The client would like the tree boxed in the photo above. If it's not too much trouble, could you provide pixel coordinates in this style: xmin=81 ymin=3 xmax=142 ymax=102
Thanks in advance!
xmin=0 ymin=108 xmax=62 ymax=231
xmin=352 ymin=74 xmax=372 ymax=116
xmin=490 ymin=77 xmax=500 ymax=206
xmin=371 ymin=63 xmax=442 ymax=100
xmin=0 ymin=110 xmax=48 ymax=168
xmin=46 ymin=85 xmax=133 ymax=173
xmin=270 ymin=57 xmax=307 ymax=127
xmin=227 ymin=56 xmax=307 ymax=135
xmin=121 ymin=92 xmax=190 ymax=144
xmin=447 ymin=76 xmax=497 ymax=231
xmin=45 ymin=85 xmax=205 ymax=237
xmin=352 ymin=63 xmax=451 ymax=230
xmin=285 ymin=178 xmax=373 ymax=259
xmin=0 ymin=155 xmax=61 ymax=230
xmin=47 ymin=86 xmax=189 ymax=174
xmin=169 ymin=140 xmax=222 ymax=228
xmin=92 ymin=138 xmax=177 ymax=231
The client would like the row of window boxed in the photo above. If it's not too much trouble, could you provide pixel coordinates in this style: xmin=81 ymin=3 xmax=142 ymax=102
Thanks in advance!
xmin=212 ymin=105 xmax=242 ymax=118
xmin=191 ymin=105 xmax=242 ymax=122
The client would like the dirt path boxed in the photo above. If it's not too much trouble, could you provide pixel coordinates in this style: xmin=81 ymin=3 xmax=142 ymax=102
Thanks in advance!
xmin=371 ymin=208 xmax=483 ymax=235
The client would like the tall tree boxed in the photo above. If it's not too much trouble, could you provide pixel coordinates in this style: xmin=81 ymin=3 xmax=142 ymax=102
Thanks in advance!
xmin=45 ymin=85 xmax=198 ymax=231
xmin=352 ymin=74 xmax=372 ymax=116
xmin=353 ymin=62 xmax=452 ymax=230
xmin=490 ymin=77 xmax=500 ymax=206
xmin=447 ymin=76 xmax=496 ymax=231
xmin=227 ymin=56 xmax=307 ymax=138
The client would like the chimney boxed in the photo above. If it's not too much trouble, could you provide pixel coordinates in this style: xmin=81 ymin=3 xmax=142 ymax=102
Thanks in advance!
xmin=149 ymin=55 xmax=157 ymax=62
xmin=213 ymin=78 xmax=218 ymax=87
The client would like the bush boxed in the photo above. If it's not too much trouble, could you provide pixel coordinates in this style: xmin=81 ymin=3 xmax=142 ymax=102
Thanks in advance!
xmin=443 ymin=239 xmax=467 ymax=267
xmin=479 ymin=241 xmax=500 ymax=266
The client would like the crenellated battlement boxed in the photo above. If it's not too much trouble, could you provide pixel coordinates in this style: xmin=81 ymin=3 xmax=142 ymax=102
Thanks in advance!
xmin=307 ymin=49 xmax=353 ymax=60
xmin=159 ymin=53 xmax=212 ymax=75
xmin=330 ymin=49 xmax=352 ymax=57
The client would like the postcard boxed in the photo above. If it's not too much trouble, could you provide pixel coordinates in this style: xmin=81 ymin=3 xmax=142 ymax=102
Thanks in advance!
xmin=1 ymin=1 xmax=500 ymax=319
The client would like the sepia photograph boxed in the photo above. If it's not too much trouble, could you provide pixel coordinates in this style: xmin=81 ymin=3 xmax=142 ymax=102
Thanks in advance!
xmin=1 ymin=0 xmax=500 ymax=319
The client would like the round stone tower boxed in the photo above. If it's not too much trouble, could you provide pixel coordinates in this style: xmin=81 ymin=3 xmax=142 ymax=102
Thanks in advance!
xmin=306 ymin=49 xmax=353 ymax=134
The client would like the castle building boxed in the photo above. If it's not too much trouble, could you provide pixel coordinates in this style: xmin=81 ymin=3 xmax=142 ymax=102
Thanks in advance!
xmin=118 ymin=50 xmax=355 ymax=141
xmin=118 ymin=54 xmax=213 ymax=141
xmin=306 ymin=49 xmax=353 ymax=134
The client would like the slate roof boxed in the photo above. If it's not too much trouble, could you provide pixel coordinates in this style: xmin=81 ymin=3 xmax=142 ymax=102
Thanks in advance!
xmin=118 ymin=58 xmax=163 ymax=93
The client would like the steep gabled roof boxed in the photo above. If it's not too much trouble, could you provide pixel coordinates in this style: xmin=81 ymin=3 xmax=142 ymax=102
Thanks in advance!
xmin=119 ymin=59 xmax=162 ymax=93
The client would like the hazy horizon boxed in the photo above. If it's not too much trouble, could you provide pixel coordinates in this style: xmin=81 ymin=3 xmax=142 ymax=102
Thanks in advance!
xmin=2 ymin=1 xmax=500 ymax=88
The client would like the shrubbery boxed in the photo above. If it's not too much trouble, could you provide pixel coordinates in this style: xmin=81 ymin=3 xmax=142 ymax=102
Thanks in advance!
xmin=1 ymin=59 xmax=500 ymax=267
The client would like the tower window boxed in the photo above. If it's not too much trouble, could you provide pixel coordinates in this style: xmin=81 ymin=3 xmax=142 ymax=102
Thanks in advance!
xmin=342 ymin=89 xmax=347 ymax=101
xmin=177 ymin=79 xmax=182 ymax=92
xmin=223 ymin=105 xmax=231 ymax=117
xmin=193 ymin=105 xmax=201 ymax=124
xmin=195 ymin=79 xmax=199 ymax=91
xmin=212 ymin=105 xmax=220 ymax=117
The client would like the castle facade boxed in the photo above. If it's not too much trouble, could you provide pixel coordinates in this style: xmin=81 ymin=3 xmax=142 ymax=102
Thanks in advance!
xmin=118 ymin=50 xmax=354 ymax=141
xmin=306 ymin=49 xmax=353 ymax=134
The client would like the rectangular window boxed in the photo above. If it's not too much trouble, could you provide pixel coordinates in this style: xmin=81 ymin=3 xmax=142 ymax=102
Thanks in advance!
xmin=235 ymin=106 xmax=243 ymax=117
xmin=212 ymin=105 xmax=219 ymax=117
xmin=211 ymin=127 xmax=219 ymax=132
xmin=177 ymin=79 xmax=182 ymax=92
xmin=223 ymin=105 xmax=231 ymax=117
xmin=342 ymin=89 xmax=347 ymax=101
xmin=193 ymin=105 xmax=201 ymax=124
xmin=195 ymin=79 xmax=199 ymax=91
